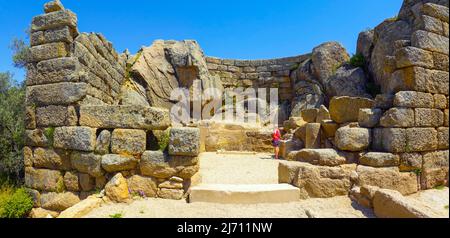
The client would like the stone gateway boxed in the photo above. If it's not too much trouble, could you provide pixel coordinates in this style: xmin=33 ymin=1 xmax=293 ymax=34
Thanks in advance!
xmin=24 ymin=0 xmax=448 ymax=218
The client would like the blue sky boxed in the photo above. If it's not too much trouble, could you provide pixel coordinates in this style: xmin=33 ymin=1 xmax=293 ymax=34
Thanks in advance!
xmin=0 ymin=0 xmax=403 ymax=81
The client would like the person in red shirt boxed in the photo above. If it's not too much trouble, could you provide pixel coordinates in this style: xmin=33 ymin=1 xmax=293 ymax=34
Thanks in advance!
xmin=272 ymin=127 xmax=281 ymax=160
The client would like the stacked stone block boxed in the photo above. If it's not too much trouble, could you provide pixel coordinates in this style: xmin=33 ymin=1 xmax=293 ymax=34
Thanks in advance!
xmin=24 ymin=2 xmax=201 ymax=214
xmin=206 ymin=55 xmax=310 ymax=101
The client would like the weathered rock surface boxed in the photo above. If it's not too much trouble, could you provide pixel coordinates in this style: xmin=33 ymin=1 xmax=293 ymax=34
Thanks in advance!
xmin=53 ymin=127 xmax=97 ymax=152
xmin=101 ymin=154 xmax=138 ymax=173
xmin=79 ymin=105 xmax=170 ymax=130
xmin=70 ymin=152 xmax=104 ymax=177
xmin=289 ymin=149 xmax=347 ymax=167
xmin=105 ymin=173 xmax=129 ymax=203
xmin=140 ymin=151 xmax=176 ymax=179
xmin=356 ymin=166 xmax=418 ymax=195
xmin=169 ymin=127 xmax=200 ymax=156
xmin=26 ymin=82 xmax=87 ymax=106
xmin=157 ymin=188 xmax=184 ymax=200
xmin=329 ymin=96 xmax=375 ymax=123
xmin=129 ymin=40 xmax=222 ymax=110
xmin=111 ymin=129 xmax=146 ymax=155
xmin=95 ymin=130 xmax=111 ymax=155
xmin=325 ymin=66 xmax=371 ymax=98
xmin=373 ymin=189 xmax=444 ymax=218
xmin=58 ymin=196 xmax=103 ymax=218
xmin=40 ymin=192 xmax=80 ymax=211
xmin=335 ymin=127 xmax=371 ymax=151
xmin=359 ymin=152 xmax=400 ymax=167
xmin=421 ymin=150 xmax=449 ymax=189
xmin=25 ymin=167 xmax=63 ymax=192
xmin=359 ymin=108 xmax=383 ymax=128
xmin=127 ymin=175 xmax=158 ymax=197
xmin=311 ymin=42 xmax=350 ymax=86
xmin=30 ymin=207 xmax=60 ymax=218
xmin=279 ymin=161 xmax=356 ymax=199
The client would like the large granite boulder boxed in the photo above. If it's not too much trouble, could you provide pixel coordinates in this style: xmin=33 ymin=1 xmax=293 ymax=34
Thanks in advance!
xmin=129 ymin=40 xmax=223 ymax=110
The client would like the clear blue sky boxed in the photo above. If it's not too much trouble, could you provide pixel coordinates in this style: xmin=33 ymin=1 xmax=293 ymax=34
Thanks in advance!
xmin=0 ymin=0 xmax=403 ymax=81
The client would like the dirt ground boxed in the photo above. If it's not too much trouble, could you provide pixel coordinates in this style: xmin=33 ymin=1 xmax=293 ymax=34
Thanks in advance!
xmin=83 ymin=196 xmax=375 ymax=218
xmin=198 ymin=152 xmax=279 ymax=184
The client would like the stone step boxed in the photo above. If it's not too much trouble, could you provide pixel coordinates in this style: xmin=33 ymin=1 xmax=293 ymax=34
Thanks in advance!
xmin=288 ymin=148 xmax=347 ymax=167
xmin=189 ymin=184 xmax=300 ymax=204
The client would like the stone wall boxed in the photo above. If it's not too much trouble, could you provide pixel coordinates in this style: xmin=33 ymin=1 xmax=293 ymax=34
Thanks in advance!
xmin=206 ymin=55 xmax=310 ymax=101
xmin=279 ymin=0 xmax=449 ymax=201
xmin=24 ymin=1 xmax=202 ymax=215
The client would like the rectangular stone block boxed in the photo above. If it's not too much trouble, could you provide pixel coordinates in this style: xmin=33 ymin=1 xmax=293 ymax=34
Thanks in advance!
xmin=421 ymin=150 xmax=449 ymax=189
xmin=432 ymin=52 xmax=449 ymax=72
xmin=70 ymin=152 xmax=104 ymax=177
xmin=25 ymin=167 xmax=63 ymax=192
xmin=25 ymin=129 xmax=49 ymax=147
xmin=401 ymin=67 xmax=449 ymax=95
xmin=329 ymin=96 xmax=375 ymax=123
xmin=380 ymin=128 xmax=407 ymax=153
xmin=26 ymin=82 xmax=87 ymax=106
xmin=393 ymin=91 xmax=434 ymax=108
xmin=422 ymin=3 xmax=449 ymax=23
xmin=111 ymin=129 xmax=147 ymax=156
xmin=169 ymin=128 xmax=200 ymax=156
xmin=406 ymin=128 xmax=438 ymax=152
xmin=399 ymin=153 xmax=423 ymax=172
xmin=437 ymin=127 xmax=449 ymax=149
xmin=433 ymin=94 xmax=448 ymax=109
xmin=356 ymin=166 xmax=418 ymax=195
xmin=395 ymin=46 xmax=434 ymax=69
xmin=359 ymin=108 xmax=383 ymax=128
xmin=29 ymin=42 xmax=69 ymax=62
xmin=414 ymin=108 xmax=444 ymax=127
xmin=26 ymin=57 xmax=80 ymax=86
xmin=31 ymin=10 xmax=77 ymax=32
xmin=36 ymin=105 xmax=78 ymax=127
xmin=411 ymin=30 xmax=449 ymax=54
xmin=380 ymin=108 xmax=415 ymax=128
xmin=79 ymin=105 xmax=170 ymax=130
xmin=30 ymin=26 xmax=74 ymax=47
xmin=414 ymin=15 xmax=445 ymax=35
xmin=54 ymin=126 xmax=97 ymax=152
xmin=32 ymin=147 xmax=71 ymax=170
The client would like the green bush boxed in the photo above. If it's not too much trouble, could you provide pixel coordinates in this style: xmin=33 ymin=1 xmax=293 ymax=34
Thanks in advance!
xmin=0 ymin=187 xmax=33 ymax=218
xmin=349 ymin=53 xmax=365 ymax=68
xmin=158 ymin=129 xmax=171 ymax=152
xmin=0 ymin=72 xmax=26 ymax=181
xmin=109 ymin=213 xmax=123 ymax=218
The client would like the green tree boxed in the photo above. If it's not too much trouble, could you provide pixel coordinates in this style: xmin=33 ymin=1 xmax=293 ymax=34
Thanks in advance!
xmin=0 ymin=72 xmax=26 ymax=182
xmin=9 ymin=38 xmax=30 ymax=69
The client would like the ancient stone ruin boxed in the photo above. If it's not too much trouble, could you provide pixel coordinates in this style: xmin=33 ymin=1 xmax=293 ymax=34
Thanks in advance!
xmin=24 ymin=0 xmax=448 ymax=218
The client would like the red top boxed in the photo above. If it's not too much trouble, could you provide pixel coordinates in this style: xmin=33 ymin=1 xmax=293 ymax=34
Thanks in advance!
xmin=272 ymin=128 xmax=281 ymax=141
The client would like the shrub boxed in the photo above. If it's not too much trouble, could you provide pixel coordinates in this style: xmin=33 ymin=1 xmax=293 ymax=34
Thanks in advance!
xmin=349 ymin=53 xmax=365 ymax=68
xmin=109 ymin=213 xmax=123 ymax=218
xmin=0 ymin=187 xmax=33 ymax=218
xmin=157 ymin=129 xmax=170 ymax=152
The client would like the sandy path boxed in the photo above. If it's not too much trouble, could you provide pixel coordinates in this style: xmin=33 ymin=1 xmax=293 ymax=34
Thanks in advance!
xmin=199 ymin=152 xmax=279 ymax=184
xmin=83 ymin=196 xmax=374 ymax=218
xmin=83 ymin=152 xmax=375 ymax=218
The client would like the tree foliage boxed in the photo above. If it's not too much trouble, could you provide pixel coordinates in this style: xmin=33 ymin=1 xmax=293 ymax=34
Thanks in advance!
xmin=9 ymin=38 xmax=30 ymax=69
xmin=0 ymin=72 xmax=26 ymax=181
